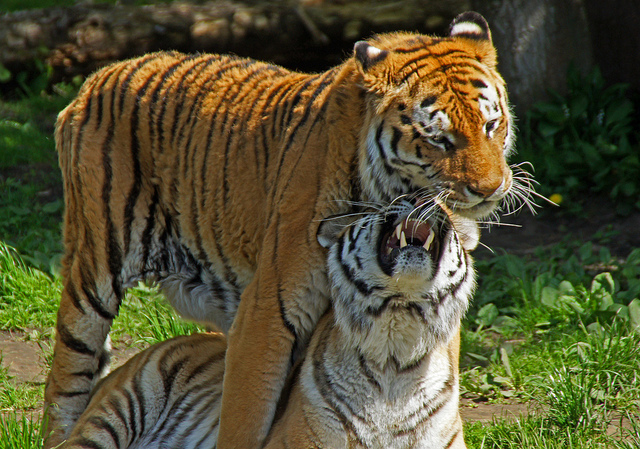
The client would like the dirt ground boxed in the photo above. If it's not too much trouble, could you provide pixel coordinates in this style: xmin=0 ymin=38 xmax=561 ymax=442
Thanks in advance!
xmin=0 ymin=329 xmax=532 ymax=424
xmin=1 ymin=194 xmax=639 ymax=426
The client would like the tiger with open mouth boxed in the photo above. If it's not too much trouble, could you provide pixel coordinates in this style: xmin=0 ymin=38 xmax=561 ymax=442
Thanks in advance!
xmin=61 ymin=200 xmax=477 ymax=449
xmin=46 ymin=11 xmax=532 ymax=447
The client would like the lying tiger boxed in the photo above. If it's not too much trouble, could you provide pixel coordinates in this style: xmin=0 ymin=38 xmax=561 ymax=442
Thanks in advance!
xmin=46 ymin=10 xmax=520 ymax=448
xmin=60 ymin=200 xmax=477 ymax=449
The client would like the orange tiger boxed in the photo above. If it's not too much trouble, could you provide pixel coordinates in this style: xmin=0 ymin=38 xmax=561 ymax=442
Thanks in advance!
xmin=46 ymin=12 xmax=518 ymax=448
xmin=61 ymin=199 xmax=478 ymax=449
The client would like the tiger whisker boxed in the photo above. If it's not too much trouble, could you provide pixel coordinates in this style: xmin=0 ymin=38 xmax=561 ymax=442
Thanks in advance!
xmin=476 ymin=239 xmax=495 ymax=254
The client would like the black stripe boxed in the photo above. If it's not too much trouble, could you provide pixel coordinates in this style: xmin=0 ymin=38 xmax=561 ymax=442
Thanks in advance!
xmin=365 ymin=294 xmax=402 ymax=317
xmin=220 ymin=65 xmax=275 ymax=204
xmin=58 ymin=323 xmax=95 ymax=355
xmin=374 ymin=123 xmax=395 ymax=176
xmin=420 ymin=96 xmax=437 ymax=109
xmin=397 ymin=49 xmax=471 ymax=83
xmin=259 ymin=78 xmax=291 ymax=139
xmin=163 ymin=387 xmax=218 ymax=437
xmin=101 ymin=63 xmax=130 ymax=304
xmin=65 ymin=282 xmax=85 ymax=315
xmin=197 ymin=64 xmax=269 ymax=296
xmin=279 ymin=76 xmax=316 ymax=136
xmin=57 ymin=389 xmax=91 ymax=398
xmin=160 ymin=355 xmax=189 ymax=398
xmin=180 ymin=62 xmax=240 ymax=273
xmin=173 ymin=56 xmax=224 ymax=169
xmin=358 ymin=354 xmax=382 ymax=393
xmin=124 ymin=388 xmax=138 ymax=440
xmin=71 ymin=370 xmax=94 ymax=380
xmin=70 ymin=437 xmax=106 ymax=449
xmin=312 ymin=323 xmax=366 ymax=444
xmin=169 ymin=58 xmax=227 ymax=201
xmin=390 ymin=126 xmax=402 ymax=156
xmin=281 ymin=71 xmax=334 ymax=150
xmin=391 ymin=36 xmax=434 ymax=54
xmin=270 ymin=90 xmax=333 ymax=230
xmin=87 ymin=415 xmax=122 ymax=449
xmin=140 ymin=187 xmax=159 ymax=270
xmin=105 ymin=396 xmax=130 ymax=444
xmin=80 ymin=264 xmax=116 ymax=320
xmin=396 ymin=48 xmax=466 ymax=77
xmin=185 ymin=351 xmax=226 ymax=384
xmin=151 ymin=54 xmax=203 ymax=154
xmin=97 ymin=349 xmax=110 ymax=375
xmin=122 ymin=70 xmax=158 ymax=254
xmin=116 ymin=53 xmax=160 ymax=116
xmin=339 ymin=250 xmax=382 ymax=297
xmin=178 ymin=392 xmax=223 ymax=445
xmin=278 ymin=284 xmax=298 ymax=338
xmin=347 ymin=222 xmax=361 ymax=254
xmin=132 ymin=368 xmax=147 ymax=437
xmin=199 ymin=58 xmax=263 ymax=199
xmin=79 ymin=64 xmax=121 ymax=141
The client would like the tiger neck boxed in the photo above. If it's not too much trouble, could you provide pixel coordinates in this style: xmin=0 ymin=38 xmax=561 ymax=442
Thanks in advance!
xmin=320 ymin=61 xmax=408 ymax=207
xmin=324 ymin=308 xmax=459 ymax=400
xmin=358 ymin=116 xmax=415 ymax=204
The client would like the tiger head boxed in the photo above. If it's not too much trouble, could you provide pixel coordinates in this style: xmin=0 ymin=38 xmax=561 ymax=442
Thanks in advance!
xmin=317 ymin=199 xmax=477 ymax=368
xmin=352 ymin=12 xmax=515 ymax=219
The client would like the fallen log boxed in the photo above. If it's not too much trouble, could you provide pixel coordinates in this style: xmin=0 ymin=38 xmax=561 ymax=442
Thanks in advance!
xmin=0 ymin=0 xmax=468 ymax=81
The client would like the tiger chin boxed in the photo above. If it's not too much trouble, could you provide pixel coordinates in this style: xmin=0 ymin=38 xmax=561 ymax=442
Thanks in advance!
xmin=60 ymin=201 xmax=476 ymax=449
xmin=45 ymin=10 xmax=515 ymax=448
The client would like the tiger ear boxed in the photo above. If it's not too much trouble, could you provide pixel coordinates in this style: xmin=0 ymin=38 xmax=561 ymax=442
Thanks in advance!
xmin=448 ymin=12 xmax=497 ymax=67
xmin=317 ymin=214 xmax=360 ymax=249
xmin=449 ymin=11 xmax=492 ymax=42
xmin=354 ymin=41 xmax=389 ymax=72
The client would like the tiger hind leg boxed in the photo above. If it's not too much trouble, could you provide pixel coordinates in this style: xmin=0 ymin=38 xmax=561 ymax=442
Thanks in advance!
xmin=44 ymin=191 xmax=164 ymax=446
xmin=44 ymin=251 xmax=122 ymax=447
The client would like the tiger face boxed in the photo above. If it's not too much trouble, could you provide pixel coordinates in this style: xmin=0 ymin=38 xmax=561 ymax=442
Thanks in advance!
xmin=318 ymin=199 xmax=477 ymax=368
xmin=355 ymin=12 xmax=514 ymax=219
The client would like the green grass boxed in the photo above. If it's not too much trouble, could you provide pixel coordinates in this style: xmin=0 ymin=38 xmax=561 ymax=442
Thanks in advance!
xmin=0 ymin=358 xmax=43 ymax=411
xmin=0 ymin=242 xmax=60 ymax=330
xmin=0 ymin=412 xmax=49 ymax=449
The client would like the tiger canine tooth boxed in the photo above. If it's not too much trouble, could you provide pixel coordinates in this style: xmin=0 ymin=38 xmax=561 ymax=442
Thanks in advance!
xmin=400 ymin=230 xmax=407 ymax=248
xmin=395 ymin=224 xmax=402 ymax=241
xmin=423 ymin=229 xmax=435 ymax=250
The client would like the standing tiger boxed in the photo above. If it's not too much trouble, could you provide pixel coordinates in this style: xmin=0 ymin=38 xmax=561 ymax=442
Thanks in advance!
xmin=61 ymin=199 xmax=477 ymax=449
xmin=46 ymin=11 xmax=517 ymax=448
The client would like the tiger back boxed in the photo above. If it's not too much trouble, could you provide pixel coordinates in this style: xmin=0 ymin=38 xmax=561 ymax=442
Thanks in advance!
xmin=46 ymin=11 xmax=518 ymax=448
xmin=60 ymin=200 xmax=477 ymax=449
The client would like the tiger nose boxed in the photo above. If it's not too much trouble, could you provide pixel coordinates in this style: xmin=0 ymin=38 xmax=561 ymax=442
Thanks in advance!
xmin=466 ymin=176 xmax=510 ymax=200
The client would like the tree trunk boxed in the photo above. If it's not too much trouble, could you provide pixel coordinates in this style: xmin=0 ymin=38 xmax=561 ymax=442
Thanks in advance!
xmin=471 ymin=0 xmax=593 ymax=116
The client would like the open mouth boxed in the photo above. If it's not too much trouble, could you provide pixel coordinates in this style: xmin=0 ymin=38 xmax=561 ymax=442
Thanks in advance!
xmin=379 ymin=208 xmax=442 ymax=273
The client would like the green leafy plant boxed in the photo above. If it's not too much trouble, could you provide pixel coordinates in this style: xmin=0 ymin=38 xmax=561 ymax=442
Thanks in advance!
xmin=0 ymin=412 xmax=49 ymax=449
xmin=517 ymin=66 xmax=640 ymax=214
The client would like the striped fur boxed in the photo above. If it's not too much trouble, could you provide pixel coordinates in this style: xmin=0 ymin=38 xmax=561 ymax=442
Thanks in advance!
xmin=45 ymin=11 xmax=513 ymax=448
xmin=61 ymin=200 xmax=476 ymax=449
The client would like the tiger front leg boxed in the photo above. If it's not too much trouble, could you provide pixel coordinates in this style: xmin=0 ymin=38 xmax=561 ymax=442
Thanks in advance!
xmin=43 ymin=264 xmax=119 ymax=448
xmin=217 ymin=223 xmax=330 ymax=449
